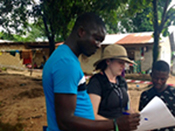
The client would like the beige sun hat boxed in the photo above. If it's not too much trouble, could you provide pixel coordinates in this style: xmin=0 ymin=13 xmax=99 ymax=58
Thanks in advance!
xmin=94 ymin=44 xmax=135 ymax=67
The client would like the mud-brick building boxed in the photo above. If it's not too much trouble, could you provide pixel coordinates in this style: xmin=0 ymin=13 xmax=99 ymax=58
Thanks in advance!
xmin=0 ymin=40 xmax=50 ymax=70
xmin=80 ymin=32 xmax=173 ymax=75
xmin=1 ymin=31 xmax=174 ymax=74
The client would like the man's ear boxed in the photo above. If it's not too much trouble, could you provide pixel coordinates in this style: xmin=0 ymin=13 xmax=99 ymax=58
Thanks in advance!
xmin=77 ymin=26 xmax=86 ymax=38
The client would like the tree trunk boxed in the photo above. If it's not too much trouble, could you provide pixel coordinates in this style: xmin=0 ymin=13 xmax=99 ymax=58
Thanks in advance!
xmin=48 ymin=34 xmax=55 ymax=56
xmin=42 ymin=12 xmax=55 ymax=56
xmin=152 ymin=0 xmax=159 ymax=66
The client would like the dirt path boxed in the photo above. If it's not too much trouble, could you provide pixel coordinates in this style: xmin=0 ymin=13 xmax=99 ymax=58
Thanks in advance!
xmin=0 ymin=69 xmax=174 ymax=131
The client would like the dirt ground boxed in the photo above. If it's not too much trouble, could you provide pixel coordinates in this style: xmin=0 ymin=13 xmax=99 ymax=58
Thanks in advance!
xmin=0 ymin=69 xmax=175 ymax=131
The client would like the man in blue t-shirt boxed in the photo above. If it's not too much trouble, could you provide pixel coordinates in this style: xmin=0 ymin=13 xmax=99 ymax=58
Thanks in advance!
xmin=42 ymin=12 xmax=140 ymax=131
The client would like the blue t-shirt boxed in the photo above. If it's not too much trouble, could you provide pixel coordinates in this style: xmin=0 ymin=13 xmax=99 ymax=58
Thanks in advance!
xmin=42 ymin=44 xmax=95 ymax=131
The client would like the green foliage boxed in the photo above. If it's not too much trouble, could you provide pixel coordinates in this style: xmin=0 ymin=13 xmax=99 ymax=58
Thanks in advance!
xmin=105 ymin=3 xmax=136 ymax=33
xmin=0 ymin=0 xmax=33 ymax=35
xmin=2 ymin=0 xmax=175 ymax=57
xmin=0 ymin=0 xmax=144 ymax=52
xmin=37 ymin=0 xmax=131 ymax=41
xmin=25 ymin=23 xmax=47 ymax=42
xmin=127 ymin=0 xmax=152 ymax=16
xmin=117 ymin=0 xmax=155 ymax=33
xmin=35 ymin=0 xmax=137 ymax=54
xmin=0 ymin=32 xmax=26 ymax=42
xmin=128 ymin=0 xmax=175 ymax=65
xmin=0 ymin=32 xmax=14 ymax=40
xmin=0 ymin=32 xmax=27 ymax=42
xmin=151 ymin=0 xmax=175 ymax=64
xmin=131 ymin=6 xmax=154 ymax=32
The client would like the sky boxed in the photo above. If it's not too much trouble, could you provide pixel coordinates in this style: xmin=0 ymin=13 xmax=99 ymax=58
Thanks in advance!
xmin=168 ymin=0 xmax=175 ymax=9
xmin=168 ymin=0 xmax=175 ymax=33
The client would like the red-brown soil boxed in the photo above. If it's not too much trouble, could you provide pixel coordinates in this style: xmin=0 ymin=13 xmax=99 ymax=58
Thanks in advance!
xmin=0 ymin=69 xmax=174 ymax=131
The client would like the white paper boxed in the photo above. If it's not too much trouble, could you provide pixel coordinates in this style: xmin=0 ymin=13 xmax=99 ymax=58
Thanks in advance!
xmin=135 ymin=96 xmax=175 ymax=131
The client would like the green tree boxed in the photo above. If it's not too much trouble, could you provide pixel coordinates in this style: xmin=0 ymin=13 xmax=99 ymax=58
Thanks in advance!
xmin=132 ymin=7 xmax=154 ymax=32
xmin=0 ymin=23 xmax=46 ymax=42
xmin=25 ymin=23 xmax=47 ymax=42
xmin=0 ymin=0 xmax=144 ymax=55
xmin=0 ymin=32 xmax=27 ymax=41
xmin=128 ymin=0 xmax=175 ymax=65
xmin=152 ymin=0 xmax=175 ymax=65
xmin=4 ymin=0 xmax=173 ymax=58
xmin=36 ymin=0 xmax=133 ymax=55
xmin=0 ymin=0 xmax=34 ymax=35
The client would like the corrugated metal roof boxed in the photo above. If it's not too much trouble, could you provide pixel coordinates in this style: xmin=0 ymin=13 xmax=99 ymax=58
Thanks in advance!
xmin=0 ymin=32 xmax=155 ymax=46
xmin=115 ymin=32 xmax=154 ymax=45
xmin=101 ymin=33 xmax=129 ymax=45
xmin=56 ymin=32 xmax=154 ymax=46
xmin=0 ymin=39 xmax=13 ymax=43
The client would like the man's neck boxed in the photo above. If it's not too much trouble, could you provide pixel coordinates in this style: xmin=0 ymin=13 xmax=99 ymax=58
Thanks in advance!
xmin=64 ymin=35 xmax=80 ymax=57
xmin=155 ymin=85 xmax=168 ymax=93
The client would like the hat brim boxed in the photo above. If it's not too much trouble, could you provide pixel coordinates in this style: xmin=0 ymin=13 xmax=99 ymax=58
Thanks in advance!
xmin=94 ymin=56 xmax=136 ymax=67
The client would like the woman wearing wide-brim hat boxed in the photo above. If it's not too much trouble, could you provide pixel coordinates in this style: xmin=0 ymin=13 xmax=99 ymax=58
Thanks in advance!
xmin=87 ymin=44 xmax=135 ymax=120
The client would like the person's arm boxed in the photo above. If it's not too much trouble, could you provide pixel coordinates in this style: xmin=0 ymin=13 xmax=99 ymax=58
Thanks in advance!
xmin=87 ymin=75 xmax=108 ymax=120
xmin=55 ymin=93 xmax=140 ymax=131
xmin=89 ymin=94 xmax=108 ymax=120
xmin=55 ymin=93 xmax=113 ymax=131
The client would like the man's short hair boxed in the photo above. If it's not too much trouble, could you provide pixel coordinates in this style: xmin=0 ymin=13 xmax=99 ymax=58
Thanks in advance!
xmin=72 ymin=12 xmax=106 ymax=31
xmin=152 ymin=60 xmax=170 ymax=72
